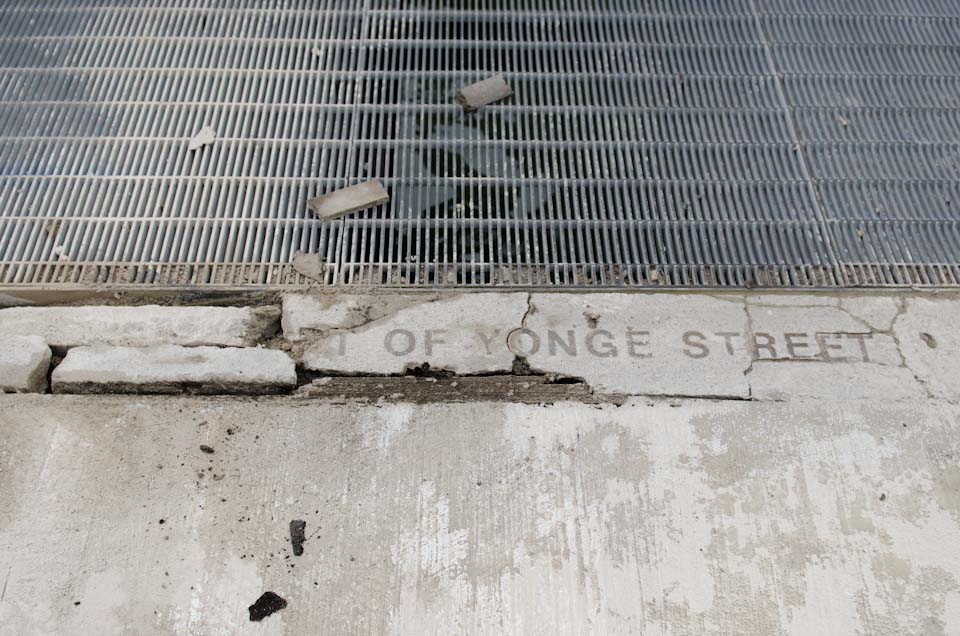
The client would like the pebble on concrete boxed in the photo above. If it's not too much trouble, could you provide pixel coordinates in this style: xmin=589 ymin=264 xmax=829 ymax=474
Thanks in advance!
xmin=290 ymin=519 xmax=306 ymax=556
xmin=248 ymin=591 xmax=287 ymax=622
xmin=0 ymin=336 xmax=52 ymax=393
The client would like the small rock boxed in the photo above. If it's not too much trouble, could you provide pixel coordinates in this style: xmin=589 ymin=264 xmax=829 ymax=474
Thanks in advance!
xmin=455 ymin=75 xmax=513 ymax=112
xmin=290 ymin=519 xmax=307 ymax=556
xmin=307 ymin=180 xmax=389 ymax=220
xmin=879 ymin=493 xmax=887 ymax=501
xmin=200 ymin=445 xmax=214 ymax=454
xmin=248 ymin=591 xmax=287 ymax=622
xmin=188 ymin=126 xmax=216 ymax=151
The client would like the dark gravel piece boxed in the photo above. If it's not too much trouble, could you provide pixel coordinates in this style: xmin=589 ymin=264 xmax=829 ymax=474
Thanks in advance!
xmin=290 ymin=519 xmax=306 ymax=556
xmin=248 ymin=591 xmax=287 ymax=622
xmin=200 ymin=445 xmax=214 ymax=454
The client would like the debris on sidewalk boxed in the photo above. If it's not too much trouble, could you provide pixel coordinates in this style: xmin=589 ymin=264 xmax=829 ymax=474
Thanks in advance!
xmin=290 ymin=519 xmax=306 ymax=556
xmin=455 ymin=75 xmax=513 ymax=112
xmin=291 ymin=252 xmax=325 ymax=282
xmin=188 ymin=126 xmax=216 ymax=151
xmin=307 ymin=180 xmax=389 ymax=220
xmin=200 ymin=444 xmax=214 ymax=454
xmin=248 ymin=591 xmax=287 ymax=622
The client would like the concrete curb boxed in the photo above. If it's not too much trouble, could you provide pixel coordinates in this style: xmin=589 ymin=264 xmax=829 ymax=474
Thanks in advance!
xmin=0 ymin=292 xmax=955 ymax=401
xmin=0 ymin=336 xmax=52 ymax=393
xmin=52 ymin=345 xmax=297 ymax=395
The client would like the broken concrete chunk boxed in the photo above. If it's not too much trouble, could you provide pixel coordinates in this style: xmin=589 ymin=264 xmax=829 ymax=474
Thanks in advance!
xmin=0 ymin=305 xmax=280 ymax=352
xmin=51 ymin=345 xmax=297 ymax=395
xmin=290 ymin=519 xmax=306 ymax=556
xmin=248 ymin=591 xmax=287 ymax=622
xmin=291 ymin=252 xmax=325 ymax=283
xmin=0 ymin=336 xmax=52 ymax=393
xmin=455 ymin=75 xmax=513 ymax=112
xmin=188 ymin=126 xmax=216 ymax=151
xmin=307 ymin=180 xmax=389 ymax=220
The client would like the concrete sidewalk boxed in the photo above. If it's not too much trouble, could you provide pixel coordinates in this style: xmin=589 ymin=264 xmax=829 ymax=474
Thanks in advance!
xmin=1 ymin=394 xmax=958 ymax=635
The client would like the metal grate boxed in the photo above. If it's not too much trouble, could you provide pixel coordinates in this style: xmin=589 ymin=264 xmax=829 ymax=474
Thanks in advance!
xmin=0 ymin=1 xmax=958 ymax=289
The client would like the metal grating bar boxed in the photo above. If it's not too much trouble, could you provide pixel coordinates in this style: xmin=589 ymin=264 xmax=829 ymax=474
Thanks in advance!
xmin=0 ymin=1 xmax=957 ymax=288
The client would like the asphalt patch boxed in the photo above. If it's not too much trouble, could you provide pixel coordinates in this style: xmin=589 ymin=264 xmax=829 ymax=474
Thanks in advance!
xmin=248 ymin=591 xmax=287 ymax=622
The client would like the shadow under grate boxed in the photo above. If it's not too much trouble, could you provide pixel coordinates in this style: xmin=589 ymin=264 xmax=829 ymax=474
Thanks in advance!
xmin=0 ymin=1 xmax=958 ymax=288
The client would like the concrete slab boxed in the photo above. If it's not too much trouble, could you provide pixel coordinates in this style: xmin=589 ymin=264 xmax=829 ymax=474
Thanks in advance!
xmin=292 ymin=293 xmax=528 ymax=375
xmin=279 ymin=292 xmax=960 ymax=402
xmin=0 ymin=305 xmax=279 ymax=351
xmin=521 ymin=293 xmax=751 ymax=397
xmin=52 ymin=346 xmax=296 ymax=395
xmin=893 ymin=297 xmax=960 ymax=400
xmin=0 ymin=395 xmax=957 ymax=635
xmin=0 ymin=336 xmax=51 ymax=393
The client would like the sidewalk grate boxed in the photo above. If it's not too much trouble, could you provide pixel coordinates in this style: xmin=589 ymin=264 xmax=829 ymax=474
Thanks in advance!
xmin=0 ymin=1 xmax=958 ymax=288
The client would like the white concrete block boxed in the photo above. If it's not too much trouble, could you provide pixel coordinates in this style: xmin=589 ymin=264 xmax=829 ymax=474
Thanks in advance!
xmin=294 ymin=293 xmax=528 ymax=375
xmin=52 ymin=346 xmax=297 ymax=394
xmin=307 ymin=180 xmax=389 ymax=220
xmin=0 ymin=336 xmax=52 ymax=393
xmin=455 ymin=75 xmax=513 ymax=111
xmin=0 ymin=305 xmax=280 ymax=350
xmin=188 ymin=126 xmax=216 ymax=151
xmin=522 ymin=293 xmax=752 ymax=398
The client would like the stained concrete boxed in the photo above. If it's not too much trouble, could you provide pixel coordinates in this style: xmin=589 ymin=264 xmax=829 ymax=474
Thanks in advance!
xmin=0 ymin=305 xmax=280 ymax=351
xmin=1 ymin=395 xmax=958 ymax=635
xmin=52 ymin=346 xmax=297 ymax=395
xmin=291 ymin=293 xmax=528 ymax=375
xmin=282 ymin=291 xmax=960 ymax=401
xmin=0 ymin=336 xmax=51 ymax=393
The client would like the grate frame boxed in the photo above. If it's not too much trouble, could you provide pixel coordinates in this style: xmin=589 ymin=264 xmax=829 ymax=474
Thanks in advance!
xmin=1 ymin=1 xmax=959 ymax=289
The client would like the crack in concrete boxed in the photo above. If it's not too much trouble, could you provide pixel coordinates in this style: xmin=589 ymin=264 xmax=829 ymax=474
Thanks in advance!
xmin=742 ymin=298 xmax=757 ymax=400
xmin=886 ymin=297 xmax=935 ymax=400
xmin=505 ymin=292 xmax=535 ymax=361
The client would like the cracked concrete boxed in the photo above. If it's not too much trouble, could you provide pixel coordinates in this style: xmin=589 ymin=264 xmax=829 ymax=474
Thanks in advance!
xmin=283 ymin=292 xmax=960 ymax=402
xmin=292 ymin=293 xmax=528 ymax=375
xmin=1 ymin=395 xmax=959 ymax=636
xmin=2 ymin=291 xmax=959 ymax=635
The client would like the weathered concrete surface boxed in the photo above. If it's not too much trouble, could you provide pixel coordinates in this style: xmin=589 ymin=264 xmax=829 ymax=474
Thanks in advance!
xmin=518 ymin=293 xmax=751 ymax=397
xmin=894 ymin=297 xmax=960 ymax=400
xmin=745 ymin=295 xmax=926 ymax=401
xmin=282 ymin=292 xmax=960 ymax=402
xmin=52 ymin=346 xmax=296 ymax=395
xmin=1 ymin=395 xmax=958 ymax=635
xmin=0 ymin=336 xmax=51 ymax=393
xmin=0 ymin=305 xmax=279 ymax=351
xmin=291 ymin=293 xmax=528 ymax=375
